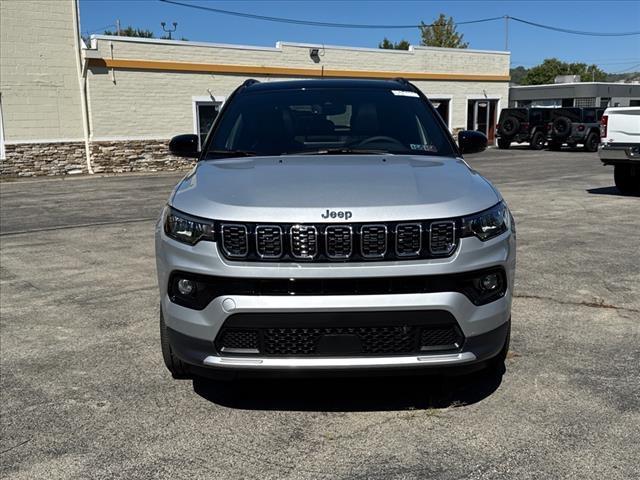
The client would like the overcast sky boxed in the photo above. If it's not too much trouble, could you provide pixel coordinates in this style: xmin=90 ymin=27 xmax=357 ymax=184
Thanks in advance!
xmin=79 ymin=0 xmax=640 ymax=72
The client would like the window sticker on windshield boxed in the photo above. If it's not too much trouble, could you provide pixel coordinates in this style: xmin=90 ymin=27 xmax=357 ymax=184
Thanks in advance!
xmin=391 ymin=90 xmax=420 ymax=97
xmin=410 ymin=144 xmax=438 ymax=152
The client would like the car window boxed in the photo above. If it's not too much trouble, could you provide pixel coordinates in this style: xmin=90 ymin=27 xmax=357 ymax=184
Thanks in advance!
xmin=499 ymin=109 xmax=527 ymax=122
xmin=583 ymin=109 xmax=596 ymax=123
xmin=553 ymin=108 xmax=581 ymax=122
xmin=530 ymin=111 xmax=542 ymax=123
xmin=206 ymin=88 xmax=455 ymax=158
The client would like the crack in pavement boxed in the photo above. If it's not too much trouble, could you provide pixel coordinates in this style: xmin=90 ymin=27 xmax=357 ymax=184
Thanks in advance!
xmin=514 ymin=294 xmax=640 ymax=314
xmin=0 ymin=438 xmax=32 ymax=456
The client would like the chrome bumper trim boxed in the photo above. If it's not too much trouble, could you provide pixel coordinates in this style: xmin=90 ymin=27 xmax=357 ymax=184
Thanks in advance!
xmin=202 ymin=352 xmax=477 ymax=369
xmin=599 ymin=144 xmax=640 ymax=161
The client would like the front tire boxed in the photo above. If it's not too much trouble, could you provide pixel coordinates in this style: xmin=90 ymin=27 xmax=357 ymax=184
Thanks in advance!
xmin=497 ymin=138 xmax=511 ymax=149
xmin=160 ymin=309 xmax=191 ymax=379
xmin=614 ymin=164 xmax=640 ymax=195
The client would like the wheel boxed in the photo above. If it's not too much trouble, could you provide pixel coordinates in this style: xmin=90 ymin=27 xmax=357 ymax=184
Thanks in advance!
xmin=160 ymin=309 xmax=191 ymax=379
xmin=548 ymin=142 xmax=562 ymax=151
xmin=584 ymin=132 xmax=600 ymax=152
xmin=500 ymin=116 xmax=520 ymax=137
xmin=497 ymin=138 xmax=511 ymax=149
xmin=614 ymin=164 xmax=640 ymax=195
xmin=530 ymin=131 xmax=545 ymax=150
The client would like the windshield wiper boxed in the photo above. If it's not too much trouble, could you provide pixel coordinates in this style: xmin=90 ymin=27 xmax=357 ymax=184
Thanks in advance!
xmin=283 ymin=148 xmax=391 ymax=156
xmin=207 ymin=149 xmax=256 ymax=158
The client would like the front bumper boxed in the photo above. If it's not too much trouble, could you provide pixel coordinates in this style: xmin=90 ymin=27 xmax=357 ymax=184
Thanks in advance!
xmin=156 ymin=223 xmax=516 ymax=372
xmin=599 ymin=143 xmax=640 ymax=164
xmin=168 ymin=320 xmax=509 ymax=374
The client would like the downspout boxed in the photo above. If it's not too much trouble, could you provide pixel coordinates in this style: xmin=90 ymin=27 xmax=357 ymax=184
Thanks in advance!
xmin=71 ymin=0 xmax=93 ymax=174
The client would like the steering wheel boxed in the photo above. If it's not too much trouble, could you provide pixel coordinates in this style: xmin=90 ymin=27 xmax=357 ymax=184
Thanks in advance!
xmin=351 ymin=136 xmax=406 ymax=149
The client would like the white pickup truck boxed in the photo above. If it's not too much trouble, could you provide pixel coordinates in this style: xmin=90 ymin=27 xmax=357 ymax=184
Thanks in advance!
xmin=598 ymin=107 xmax=640 ymax=195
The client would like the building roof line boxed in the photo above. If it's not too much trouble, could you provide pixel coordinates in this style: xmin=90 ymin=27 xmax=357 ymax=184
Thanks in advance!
xmin=88 ymin=35 xmax=510 ymax=56
xmin=86 ymin=57 xmax=511 ymax=82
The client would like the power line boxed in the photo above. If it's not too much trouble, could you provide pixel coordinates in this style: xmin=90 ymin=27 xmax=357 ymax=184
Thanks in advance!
xmin=159 ymin=0 xmax=503 ymax=29
xmin=84 ymin=24 xmax=117 ymax=35
xmin=160 ymin=0 xmax=640 ymax=37
xmin=509 ymin=16 xmax=640 ymax=37
xmin=612 ymin=63 xmax=640 ymax=73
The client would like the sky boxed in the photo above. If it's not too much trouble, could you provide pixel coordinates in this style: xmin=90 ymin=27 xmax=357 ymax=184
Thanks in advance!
xmin=79 ymin=0 xmax=640 ymax=73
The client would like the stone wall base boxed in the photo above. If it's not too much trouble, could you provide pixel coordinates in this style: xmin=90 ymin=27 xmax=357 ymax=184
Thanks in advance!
xmin=2 ymin=142 xmax=88 ymax=177
xmin=90 ymin=140 xmax=194 ymax=174
xmin=1 ymin=139 xmax=194 ymax=177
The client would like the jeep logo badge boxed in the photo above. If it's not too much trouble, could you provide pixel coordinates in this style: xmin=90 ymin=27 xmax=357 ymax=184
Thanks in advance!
xmin=321 ymin=209 xmax=353 ymax=220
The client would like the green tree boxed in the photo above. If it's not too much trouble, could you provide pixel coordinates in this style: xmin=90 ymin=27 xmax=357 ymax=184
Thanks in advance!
xmin=378 ymin=37 xmax=411 ymax=50
xmin=521 ymin=58 xmax=607 ymax=85
xmin=509 ymin=66 xmax=529 ymax=85
xmin=104 ymin=26 xmax=155 ymax=38
xmin=420 ymin=14 xmax=468 ymax=48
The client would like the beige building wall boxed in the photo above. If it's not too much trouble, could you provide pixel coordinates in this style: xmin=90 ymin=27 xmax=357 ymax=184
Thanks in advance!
xmin=85 ymin=37 xmax=510 ymax=140
xmin=0 ymin=0 xmax=84 ymax=143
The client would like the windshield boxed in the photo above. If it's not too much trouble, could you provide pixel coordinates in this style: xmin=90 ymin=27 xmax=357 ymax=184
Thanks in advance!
xmin=205 ymin=87 xmax=456 ymax=158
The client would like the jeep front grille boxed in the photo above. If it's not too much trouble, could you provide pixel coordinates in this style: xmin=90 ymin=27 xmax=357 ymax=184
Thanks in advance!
xmin=325 ymin=225 xmax=353 ymax=259
xmin=360 ymin=225 xmax=387 ymax=258
xmin=255 ymin=225 xmax=283 ymax=259
xmin=395 ymin=223 xmax=422 ymax=257
xmin=220 ymin=224 xmax=248 ymax=258
xmin=429 ymin=221 xmax=456 ymax=255
xmin=217 ymin=219 xmax=460 ymax=262
xmin=290 ymin=225 xmax=318 ymax=259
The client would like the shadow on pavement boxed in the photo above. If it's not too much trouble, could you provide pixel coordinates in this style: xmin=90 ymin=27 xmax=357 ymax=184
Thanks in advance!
xmin=192 ymin=364 xmax=505 ymax=412
xmin=586 ymin=186 xmax=627 ymax=196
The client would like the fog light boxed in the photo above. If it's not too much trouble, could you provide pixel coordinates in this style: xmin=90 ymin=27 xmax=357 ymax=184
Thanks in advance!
xmin=177 ymin=278 xmax=195 ymax=296
xmin=480 ymin=273 xmax=500 ymax=291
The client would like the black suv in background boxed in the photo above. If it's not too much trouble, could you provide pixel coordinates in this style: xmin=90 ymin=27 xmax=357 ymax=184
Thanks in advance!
xmin=496 ymin=107 xmax=553 ymax=150
xmin=548 ymin=107 xmax=604 ymax=152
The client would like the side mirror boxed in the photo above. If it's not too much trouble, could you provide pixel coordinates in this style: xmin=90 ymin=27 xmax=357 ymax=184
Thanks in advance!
xmin=458 ymin=130 xmax=488 ymax=155
xmin=169 ymin=134 xmax=199 ymax=158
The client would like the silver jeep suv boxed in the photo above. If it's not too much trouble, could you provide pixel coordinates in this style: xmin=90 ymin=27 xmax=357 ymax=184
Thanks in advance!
xmin=156 ymin=79 xmax=516 ymax=379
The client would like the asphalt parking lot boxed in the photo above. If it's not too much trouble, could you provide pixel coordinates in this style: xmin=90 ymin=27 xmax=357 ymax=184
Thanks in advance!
xmin=1 ymin=147 xmax=638 ymax=479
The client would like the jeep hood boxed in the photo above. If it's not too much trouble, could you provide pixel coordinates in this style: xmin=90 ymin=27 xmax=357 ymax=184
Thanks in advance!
xmin=171 ymin=155 xmax=501 ymax=223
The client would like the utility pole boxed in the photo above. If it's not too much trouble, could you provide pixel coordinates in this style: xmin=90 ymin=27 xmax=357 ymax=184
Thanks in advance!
xmin=116 ymin=18 xmax=121 ymax=36
xmin=504 ymin=15 xmax=509 ymax=51
xmin=161 ymin=21 xmax=178 ymax=40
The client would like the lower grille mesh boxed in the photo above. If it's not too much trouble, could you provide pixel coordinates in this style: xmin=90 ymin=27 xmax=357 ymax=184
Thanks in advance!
xmin=218 ymin=329 xmax=258 ymax=351
xmin=216 ymin=323 xmax=463 ymax=356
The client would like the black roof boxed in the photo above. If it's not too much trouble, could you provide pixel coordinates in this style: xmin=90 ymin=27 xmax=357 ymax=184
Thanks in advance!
xmin=241 ymin=78 xmax=413 ymax=93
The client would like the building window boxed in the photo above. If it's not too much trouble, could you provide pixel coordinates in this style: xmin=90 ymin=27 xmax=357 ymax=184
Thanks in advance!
xmin=195 ymin=102 xmax=221 ymax=148
xmin=574 ymin=97 xmax=596 ymax=107
xmin=600 ymin=98 xmax=611 ymax=108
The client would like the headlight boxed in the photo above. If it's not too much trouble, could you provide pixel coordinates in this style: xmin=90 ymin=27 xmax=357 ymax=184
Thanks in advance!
xmin=461 ymin=201 xmax=511 ymax=241
xmin=164 ymin=207 xmax=215 ymax=245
